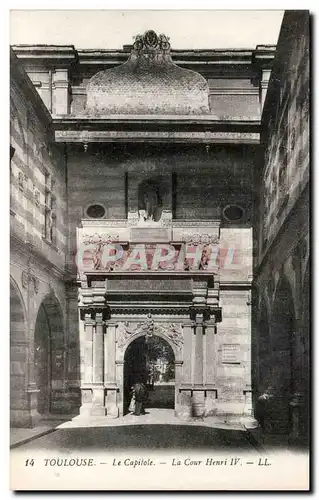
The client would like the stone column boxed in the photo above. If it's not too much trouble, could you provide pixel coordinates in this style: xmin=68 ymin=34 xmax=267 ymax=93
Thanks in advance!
xmin=182 ymin=323 xmax=193 ymax=384
xmin=174 ymin=360 xmax=183 ymax=416
xmin=204 ymin=317 xmax=216 ymax=384
xmin=193 ymin=313 xmax=205 ymax=416
xmin=105 ymin=321 xmax=119 ymax=418
xmin=194 ymin=313 xmax=204 ymax=385
xmin=91 ymin=312 xmax=106 ymax=416
xmin=79 ymin=313 xmax=94 ymax=416
xmin=83 ymin=313 xmax=94 ymax=384
xmin=204 ymin=317 xmax=218 ymax=416
xmin=26 ymin=334 xmax=41 ymax=427
xmin=116 ymin=361 xmax=124 ymax=416
xmin=93 ymin=313 xmax=104 ymax=384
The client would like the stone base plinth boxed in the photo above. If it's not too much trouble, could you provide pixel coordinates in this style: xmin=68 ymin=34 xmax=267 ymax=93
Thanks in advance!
xmin=10 ymin=409 xmax=36 ymax=429
xmin=106 ymin=389 xmax=119 ymax=418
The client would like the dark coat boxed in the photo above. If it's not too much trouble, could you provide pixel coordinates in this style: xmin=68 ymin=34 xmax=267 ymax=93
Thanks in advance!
xmin=133 ymin=382 xmax=148 ymax=402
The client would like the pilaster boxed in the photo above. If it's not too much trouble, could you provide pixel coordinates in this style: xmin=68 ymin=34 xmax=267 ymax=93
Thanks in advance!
xmin=105 ymin=321 xmax=119 ymax=418
xmin=52 ymin=69 xmax=69 ymax=115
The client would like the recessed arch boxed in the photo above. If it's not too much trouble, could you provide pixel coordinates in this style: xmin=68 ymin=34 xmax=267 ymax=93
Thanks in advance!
xmin=257 ymin=298 xmax=271 ymax=393
xmin=123 ymin=334 xmax=176 ymax=416
xmin=34 ymin=292 xmax=65 ymax=415
xmin=10 ymin=277 xmax=28 ymax=427
xmin=269 ymin=274 xmax=296 ymax=433
xmin=124 ymin=328 xmax=180 ymax=362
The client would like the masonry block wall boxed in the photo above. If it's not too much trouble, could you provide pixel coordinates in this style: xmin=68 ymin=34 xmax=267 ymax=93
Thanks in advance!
xmin=253 ymin=11 xmax=309 ymax=439
xmin=10 ymin=52 xmax=70 ymax=426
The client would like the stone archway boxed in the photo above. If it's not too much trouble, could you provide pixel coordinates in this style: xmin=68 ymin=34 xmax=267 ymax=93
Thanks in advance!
xmin=34 ymin=293 xmax=65 ymax=415
xmin=258 ymin=299 xmax=271 ymax=393
xmin=10 ymin=278 xmax=28 ymax=427
xmin=269 ymin=275 xmax=296 ymax=433
xmin=115 ymin=318 xmax=183 ymax=417
xmin=123 ymin=334 xmax=176 ymax=415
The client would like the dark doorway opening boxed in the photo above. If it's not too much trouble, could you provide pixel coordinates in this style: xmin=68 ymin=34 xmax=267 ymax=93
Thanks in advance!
xmin=34 ymin=304 xmax=52 ymax=414
xmin=123 ymin=335 xmax=175 ymax=415
xmin=270 ymin=277 xmax=295 ymax=434
xmin=34 ymin=294 xmax=64 ymax=415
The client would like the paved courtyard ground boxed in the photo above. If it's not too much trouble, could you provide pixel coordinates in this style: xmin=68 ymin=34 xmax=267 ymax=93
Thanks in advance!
xmin=12 ymin=421 xmax=257 ymax=452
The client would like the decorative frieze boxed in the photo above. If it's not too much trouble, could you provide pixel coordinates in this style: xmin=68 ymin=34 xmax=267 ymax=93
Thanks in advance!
xmin=116 ymin=313 xmax=184 ymax=349
xmin=184 ymin=233 xmax=219 ymax=245
xmin=82 ymin=233 xmax=120 ymax=245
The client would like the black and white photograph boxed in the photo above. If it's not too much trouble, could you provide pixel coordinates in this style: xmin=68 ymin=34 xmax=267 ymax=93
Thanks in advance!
xmin=8 ymin=8 xmax=310 ymax=491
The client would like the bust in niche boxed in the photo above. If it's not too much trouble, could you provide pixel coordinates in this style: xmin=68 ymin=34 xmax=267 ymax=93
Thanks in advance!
xmin=138 ymin=180 xmax=163 ymax=224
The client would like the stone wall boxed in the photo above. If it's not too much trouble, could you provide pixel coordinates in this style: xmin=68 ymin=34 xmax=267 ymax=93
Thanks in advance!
xmin=10 ymin=52 xmax=72 ymax=427
xmin=253 ymin=11 xmax=309 ymax=442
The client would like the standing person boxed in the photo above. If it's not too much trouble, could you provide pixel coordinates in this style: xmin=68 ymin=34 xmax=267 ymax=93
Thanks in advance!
xmin=133 ymin=380 xmax=148 ymax=416
xmin=128 ymin=385 xmax=136 ymax=414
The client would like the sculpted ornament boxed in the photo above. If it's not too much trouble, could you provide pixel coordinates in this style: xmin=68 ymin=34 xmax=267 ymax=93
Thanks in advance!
xmin=21 ymin=270 xmax=39 ymax=293
xmin=21 ymin=270 xmax=29 ymax=289
xmin=83 ymin=233 xmax=119 ymax=245
xmin=184 ymin=233 xmax=219 ymax=245
xmin=116 ymin=313 xmax=183 ymax=349
xmin=32 ymin=276 xmax=40 ymax=294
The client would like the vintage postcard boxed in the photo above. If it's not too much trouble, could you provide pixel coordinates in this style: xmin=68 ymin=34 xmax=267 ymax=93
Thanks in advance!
xmin=9 ymin=9 xmax=310 ymax=491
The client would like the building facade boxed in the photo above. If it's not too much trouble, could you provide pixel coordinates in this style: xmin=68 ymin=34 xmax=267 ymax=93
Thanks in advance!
xmin=252 ymin=11 xmax=309 ymax=443
xmin=10 ymin=50 xmax=69 ymax=426
xmin=10 ymin=32 xmax=278 ymax=425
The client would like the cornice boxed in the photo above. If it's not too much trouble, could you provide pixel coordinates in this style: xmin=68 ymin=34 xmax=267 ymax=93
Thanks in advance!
xmin=12 ymin=44 xmax=275 ymax=78
xmin=53 ymin=115 xmax=260 ymax=144
xmin=55 ymin=130 xmax=260 ymax=145
xmin=11 ymin=45 xmax=77 ymax=66
xmin=10 ymin=48 xmax=53 ymax=129
xmin=79 ymin=304 xmax=222 ymax=320
xmin=85 ymin=270 xmax=217 ymax=279
xmin=53 ymin=116 xmax=260 ymax=126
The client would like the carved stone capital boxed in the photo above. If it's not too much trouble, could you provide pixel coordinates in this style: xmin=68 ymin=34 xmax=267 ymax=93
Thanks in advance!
xmin=80 ymin=307 xmax=110 ymax=321
xmin=189 ymin=305 xmax=222 ymax=323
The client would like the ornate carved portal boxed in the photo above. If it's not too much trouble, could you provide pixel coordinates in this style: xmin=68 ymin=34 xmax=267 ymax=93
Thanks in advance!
xmin=116 ymin=314 xmax=184 ymax=351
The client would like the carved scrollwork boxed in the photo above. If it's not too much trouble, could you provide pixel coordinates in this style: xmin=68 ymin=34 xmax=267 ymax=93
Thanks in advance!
xmin=82 ymin=233 xmax=120 ymax=245
xmin=184 ymin=233 xmax=219 ymax=245
xmin=133 ymin=30 xmax=171 ymax=52
xmin=116 ymin=313 xmax=184 ymax=349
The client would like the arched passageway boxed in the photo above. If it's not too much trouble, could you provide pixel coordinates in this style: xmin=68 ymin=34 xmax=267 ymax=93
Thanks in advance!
xmin=10 ymin=279 xmax=28 ymax=427
xmin=269 ymin=276 xmax=295 ymax=433
xmin=34 ymin=294 xmax=65 ymax=415
xmin=123 ymin=335 xmax=175 ymax=415
xmin=258 ymin=301 xmax=271 ymax=393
